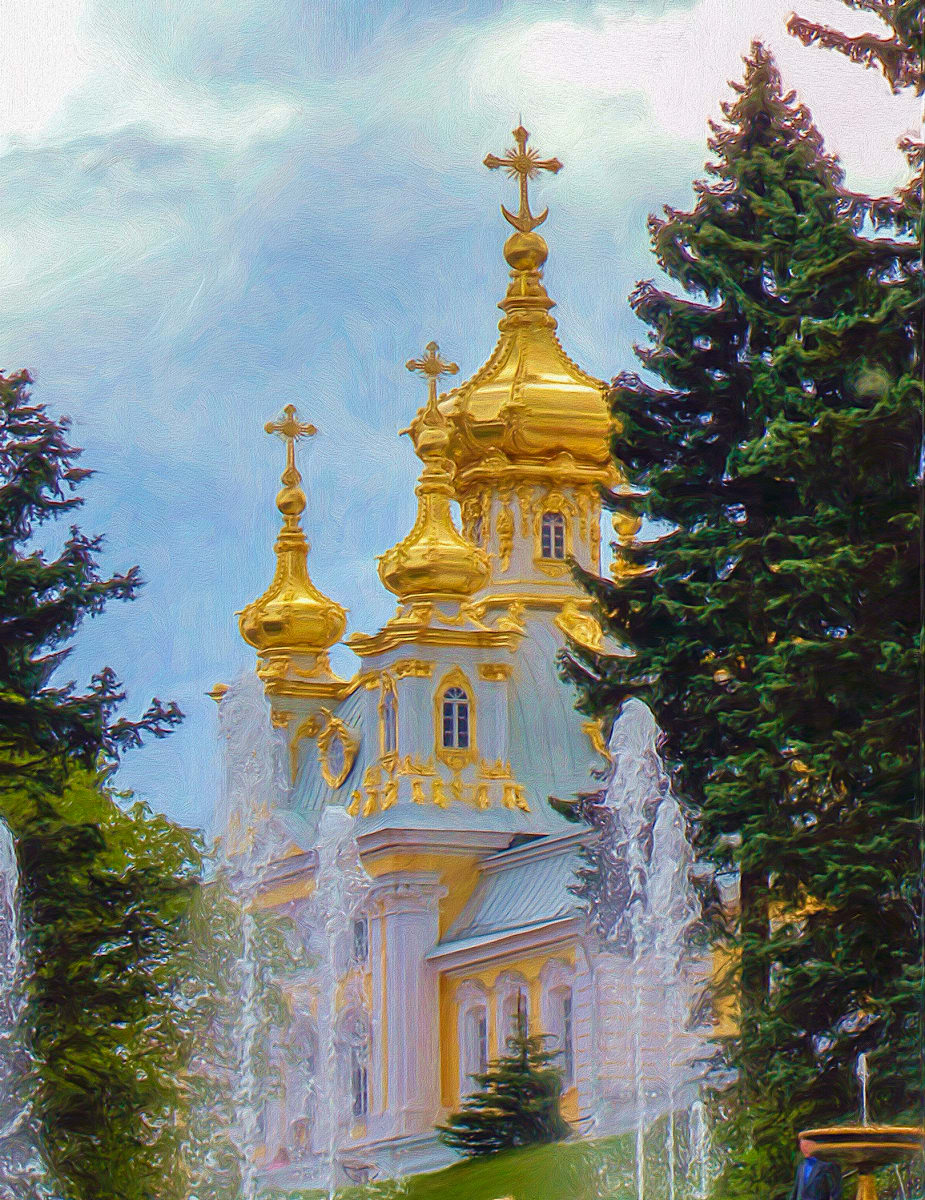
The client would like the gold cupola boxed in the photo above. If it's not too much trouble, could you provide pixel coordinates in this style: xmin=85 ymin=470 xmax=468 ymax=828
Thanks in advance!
xmin=378 ymin=343 xmax=490 ymax=603
xmin=438 ymin=126 xmax=611 ymax=481
xmin=239 ymin=405 xmax=346 ymax=688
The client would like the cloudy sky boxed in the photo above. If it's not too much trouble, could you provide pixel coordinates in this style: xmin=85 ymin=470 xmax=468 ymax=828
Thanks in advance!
xmin=3 ymin=0 xmax=916 ymax=828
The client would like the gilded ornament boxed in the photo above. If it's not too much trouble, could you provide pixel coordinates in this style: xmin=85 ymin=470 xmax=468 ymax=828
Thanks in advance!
xmin=461 ymin=495 xmax=481 ymax=542
xmin=362 ymin=790 xmax=378 ymax=817
xmin=477 ymin=662 xmax=511 ymax=681
xmin=381 ymin=780 xmax=398 ymax=810
xmin=207 ymin=682 xmax=228 ymax=703
xmin=555 ymin=600 xmax=605 ymax=653
xmin=347 ymin=790 xmax=362 ymax=817
xmin=479 ymin=757 xmax=513 ymax=779
xmin=432 ymin=778 xmax=449 ymax=809
xmin=496 ymin=499 xmax=514 ymax=572
xmin=582 ymin=719 xmax=612 ymax=763
xmin=515 ymin=484 xmax=533 ymax=536
xmin=496 ymin=602 xmax=526 ymax=633
xmin=270 ymin=708 xmax=292 ymax=729
xmin=411 ymin=779 xmax=427 ymax=805
xmin=475 ymin=783 xmax=491 ymax=810
xmin=502 ymin=783 xmax=530 ymax=812
xmin=316 ymin=712 xmax=359 ymax=790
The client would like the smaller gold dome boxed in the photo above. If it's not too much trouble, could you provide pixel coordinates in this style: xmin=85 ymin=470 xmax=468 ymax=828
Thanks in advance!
xmin=379 ymin=343 xmax=489 ymax=603
xmin=239 ymin=406 xmax=346 ymax=674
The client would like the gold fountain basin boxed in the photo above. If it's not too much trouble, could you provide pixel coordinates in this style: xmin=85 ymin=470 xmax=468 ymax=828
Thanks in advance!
xmin=799 ymin=1126 xmax=925 ymax=1172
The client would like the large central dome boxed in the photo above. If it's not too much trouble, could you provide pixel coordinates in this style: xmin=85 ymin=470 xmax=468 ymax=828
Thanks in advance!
xmin=435 ymin=221 xmax=611 ymax=482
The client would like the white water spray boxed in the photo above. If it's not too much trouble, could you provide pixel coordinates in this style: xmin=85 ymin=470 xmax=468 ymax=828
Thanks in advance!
xmin=306 ymin=807 xmax=370 ymax=1197
xmin=595 ymin=698 xmax=705 ymax=1200
xmin=216 ymin=672 xmax=290 ymax=1200
xmin=0 ymin=823 xmax=45 ymax=1198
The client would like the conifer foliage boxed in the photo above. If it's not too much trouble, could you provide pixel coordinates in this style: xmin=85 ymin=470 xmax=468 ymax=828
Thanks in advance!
xmin=0 ymin=369 xmax=181 ymax=784
xmin=438 ymin=1011 xmax=570 ymax=1157
xmin=565 ymin=42 xmax=920 ymax=1196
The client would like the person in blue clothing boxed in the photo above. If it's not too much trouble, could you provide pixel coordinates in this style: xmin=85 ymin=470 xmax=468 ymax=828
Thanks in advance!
xmin=788 ymin=1137 xmax=843 ymax=1200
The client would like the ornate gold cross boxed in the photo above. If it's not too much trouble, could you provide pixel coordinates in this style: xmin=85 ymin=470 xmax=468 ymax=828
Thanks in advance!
xmin=406 ymin=341 xmax=459 ymax=406
xmin=265 ymin=403 xmax=316 ymax=483
xmin=484 ymin=124 xmax=562 ymax=233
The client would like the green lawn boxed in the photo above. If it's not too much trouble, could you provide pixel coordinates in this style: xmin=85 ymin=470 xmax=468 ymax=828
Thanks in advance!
xmin=267 ymin=1133 xmax=669 ymax=1200
xmin=376 ymin=1136 xmax=635 ymax=1200
xmin=262 ymin=1123 xmax=728 ymax=1200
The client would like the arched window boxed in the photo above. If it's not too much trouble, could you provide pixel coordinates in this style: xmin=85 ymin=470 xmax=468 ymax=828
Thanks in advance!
xmin=550 ymin=986 xmax=574 ymax=1087
xmin=500 ymin=985 xmax=528 ymax=1042
xmin=462 ymin=1005 xmax=488 ymax=1090
xmin=343 ymin=1012 xmax=369 ymax=1119
xmin=350 ymin=1041 xmax=368 ymax=1118
xmin=541 ymin=511 xmax=566 ymax=559
xmin=381 ymin=685 xmax=397 ymax=755
xmin=442 ymin=686 xmax=469 ymax=750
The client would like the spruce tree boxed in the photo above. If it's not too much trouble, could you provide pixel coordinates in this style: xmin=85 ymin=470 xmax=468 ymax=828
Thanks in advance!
xmin=437 ymin=1011 xmax=570 ymax=1157
xmin=564 ymin=43 xmax=919 ymax=1196
xmin=0 ymin=369 xmax=181 ymax=787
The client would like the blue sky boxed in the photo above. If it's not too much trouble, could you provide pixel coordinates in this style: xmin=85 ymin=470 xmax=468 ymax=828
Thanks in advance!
xmin=2 ymin=0 xmax=915 ymax=829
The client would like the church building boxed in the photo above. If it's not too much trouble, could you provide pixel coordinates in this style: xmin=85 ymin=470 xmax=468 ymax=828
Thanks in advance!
xmin=219 ymin=127 xmax=664 ymax=1188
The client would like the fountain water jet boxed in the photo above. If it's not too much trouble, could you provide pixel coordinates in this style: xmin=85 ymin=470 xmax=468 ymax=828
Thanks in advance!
xmin=0 ymin=822 xmax=45 ymax=1198
xmin=215 ymin=672 xmax=290 ymax=1200
xmin=594 ymin=698 xmax=707 ymax=1200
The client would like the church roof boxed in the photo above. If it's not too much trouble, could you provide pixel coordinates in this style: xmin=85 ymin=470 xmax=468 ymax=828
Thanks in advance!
xmin=440 ymin=829 xmax=590 ymax=946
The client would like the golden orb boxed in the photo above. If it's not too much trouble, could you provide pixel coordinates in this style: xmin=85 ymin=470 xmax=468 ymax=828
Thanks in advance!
xmin=503 ymin=231 xmax=548 ymax=272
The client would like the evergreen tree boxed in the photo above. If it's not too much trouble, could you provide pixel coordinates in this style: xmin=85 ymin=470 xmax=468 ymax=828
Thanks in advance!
xmin=564 ymin=43 xmax=919 ymax=1197
xmin=4 ymin=770 xmax=204 ymax=1200
xmin=0 ymin=369 xmax=181 ymax=789
xmin=438 ymin=1011 xmax=570 ymax=1157
xmin=0 ymin=371 xmax=190 ymax=1198
xmin=789 ymin=1 xmax=923 ymax=95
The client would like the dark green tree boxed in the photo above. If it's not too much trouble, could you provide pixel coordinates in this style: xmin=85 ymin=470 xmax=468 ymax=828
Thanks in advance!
xmin=788 ymin=1 xmax=923 ymax=96
xmin=0 ymin=368 xmax=181 ymax=788
xmin=437 ymin=1011 xmax=570 ymax=1157
xmin=564 ymin=42 xmax=919 ymax=1198
xmin=3 ymin=770 xmax=204 ymax=1200
xmin=0 ymin=371 xmax=191 ymax=1199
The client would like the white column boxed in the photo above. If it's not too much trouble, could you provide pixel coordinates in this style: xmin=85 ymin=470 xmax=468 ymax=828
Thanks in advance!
xmin=369 ymin=872 xmax=446 ymax=1140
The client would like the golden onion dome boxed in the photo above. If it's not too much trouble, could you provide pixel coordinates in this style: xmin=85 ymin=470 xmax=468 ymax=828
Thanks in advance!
xmin=436 ymin=126 xmax=610 ymax=478
xmin=239 ymin=406 xmax=346 ymax=672
xmin=378 ymin=343 xmax=489 ymax=603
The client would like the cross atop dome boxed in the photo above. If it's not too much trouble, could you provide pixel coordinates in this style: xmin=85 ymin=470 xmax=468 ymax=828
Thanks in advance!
xmin=406 ymin=341 xmax=459 ymax=407
xmin=265 ymin=403 xmax=316 ymax=488
xmin=484 ymin=125 xmax=563 ymax=233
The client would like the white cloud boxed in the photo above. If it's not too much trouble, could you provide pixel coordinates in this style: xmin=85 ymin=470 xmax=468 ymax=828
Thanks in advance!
xmin=0 ymin=0 xmax=90 ymax=141
xmin=468 ymin=0 xmax=919 ymax=194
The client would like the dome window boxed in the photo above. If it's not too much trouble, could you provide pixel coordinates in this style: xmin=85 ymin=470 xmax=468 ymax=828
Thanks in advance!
xmin=442 ymin=686 xmax=470 ymax=750
xmin=541 ymin=511 xmax=566 ymax=559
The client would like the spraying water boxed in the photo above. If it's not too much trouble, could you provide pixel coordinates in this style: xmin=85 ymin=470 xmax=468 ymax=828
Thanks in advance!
xmin=215 ymin=672 xmax=290 ymax=1200
xmin=306 ymin=807 xmax=370 ymax=1197
xmin=856 ymin=1052 xmax=870 ymax=1126
xmin=594 ymin=698 xmax=705 ymax=1200
xmin=0 ymin=823 xmax=45 ymax=1199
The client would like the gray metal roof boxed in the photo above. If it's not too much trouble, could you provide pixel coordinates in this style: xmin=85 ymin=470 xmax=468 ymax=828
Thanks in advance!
xmin=442 ymin=831 xmax=587 ymax=945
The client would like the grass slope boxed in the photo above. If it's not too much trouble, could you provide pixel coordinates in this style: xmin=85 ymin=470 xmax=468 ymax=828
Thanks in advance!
xmin=331 ymin=1136 xmax=639 ymax=1200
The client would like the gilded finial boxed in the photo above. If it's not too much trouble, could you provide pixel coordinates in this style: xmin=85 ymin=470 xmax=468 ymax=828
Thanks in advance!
xmin=239 ymin=405 xmax=346 ymax=686
xmin=265 ymin=403 xmax=316 ymax=507
xmin=484 ymin=125 xmax=562 ymax=234
xmin=378 ymin=343 xmax=489 ymax=603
